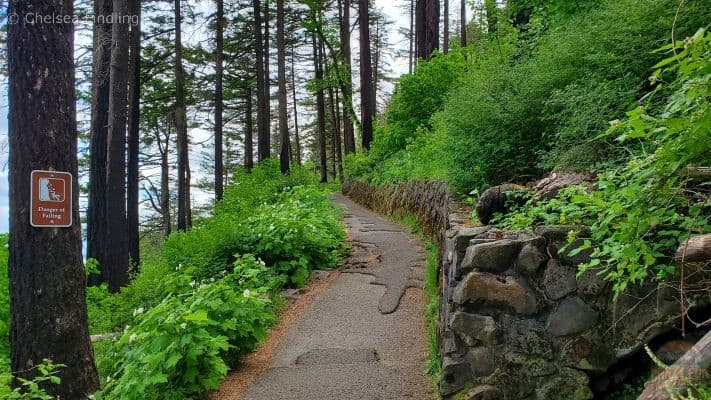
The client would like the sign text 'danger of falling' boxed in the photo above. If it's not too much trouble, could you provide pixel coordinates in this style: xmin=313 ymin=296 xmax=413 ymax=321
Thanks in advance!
xmin=30 ymin=170 xmax=72 ymax=228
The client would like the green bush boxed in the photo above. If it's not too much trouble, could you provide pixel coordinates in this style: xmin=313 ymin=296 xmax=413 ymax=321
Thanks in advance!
xmin=497 ymin=29 xmax=711 ymax=295
xmin=0 ymin=234 xmax=10 ymax=397
xmin=96 ymin=256 xmax=277 ymax=399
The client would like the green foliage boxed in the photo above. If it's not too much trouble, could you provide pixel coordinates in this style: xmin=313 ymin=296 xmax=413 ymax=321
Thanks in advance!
xmin=96 ymin=257 xmax=276 ymax=399
xmin=85 ymin=162 xmax=346 ymax=398
xmin=0 ymin=234 xmax=10 ymax=397
xmin=3 ymin=360 xmax=64 ymax=400
xmin=497 ymin=29 xmax=711 ymax=295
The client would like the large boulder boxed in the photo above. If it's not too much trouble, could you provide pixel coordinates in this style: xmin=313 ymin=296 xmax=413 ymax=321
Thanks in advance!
xmin=475 ymin=184 xmax=527 ymax=225
xmin=453 ymin=271 xmax=538 ymax=315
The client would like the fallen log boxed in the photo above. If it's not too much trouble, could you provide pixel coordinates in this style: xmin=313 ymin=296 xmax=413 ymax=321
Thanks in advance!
xmin=90 ymin=332 xmax=119 ymax=342
xmin=675 ymin=234 xmax=711 ymax=263
xmin=637 ymin=329 xmax=711 ymax=400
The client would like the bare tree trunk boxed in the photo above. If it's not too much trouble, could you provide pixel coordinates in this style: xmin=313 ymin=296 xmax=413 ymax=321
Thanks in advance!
xmin=485 ymin=0 xmax=496 ymax=34
xmin=313 ymin=33 xmax=328 ymax=183
xmin=358 ymin=0 xmax=375 ymax=150
xmin=127 ymin=0 xmax=141 ymax=268
xmin=245 ymin=85 xmax=254 ymax=171
xmin=277 ymin=0 xmax=290 ymax=173
xmin=409 ymin=0 xmax=414 ymax=72
xmin=334 ymin=88 xmax=344 ymax=181
xmin=105 ymin=0 xmax=131 ymax=292
xmin=254 ymin=0 xmax=270 ymax=161
xmin=7 ymin=0 xmax=100 ymax=395
xmin=87 ymin=0 xmax=112 ymax=283
xmin=416 ymin=0 xmax=439 ymax=60
xmin=338 ymin=0 xmax=356 ymax=154
xmin=175 ymin=0 xmax=190 ymax=231
xmin=290 ymin=44 xmax=302 ymax=166
xmin=460 ymin=0 xmax=466 ymax=47
xmin=159 ymin=124 xmax=172 ymax=237
xmin=214 ymin=0 xmax=225 ymax=199
xmin=443 ymin=0 xmax=449 ymax=53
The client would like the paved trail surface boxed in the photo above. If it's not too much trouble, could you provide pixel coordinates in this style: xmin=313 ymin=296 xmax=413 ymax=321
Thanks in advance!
xmin=238 ymin=194 xmax=431 ymax=400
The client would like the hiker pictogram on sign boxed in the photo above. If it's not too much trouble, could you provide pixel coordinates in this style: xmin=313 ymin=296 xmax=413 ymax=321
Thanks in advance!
xmin=31 ymin=170 xmax=72 ymax=227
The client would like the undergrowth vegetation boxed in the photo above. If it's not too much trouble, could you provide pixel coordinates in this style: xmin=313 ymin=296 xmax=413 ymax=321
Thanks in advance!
xmin=1 ymin=161 xmax=346 ymax=399
xmin=350 ymin=0 xmax=709 ymax=193
xmin=495 ymin=29 xmax=711 ymax=294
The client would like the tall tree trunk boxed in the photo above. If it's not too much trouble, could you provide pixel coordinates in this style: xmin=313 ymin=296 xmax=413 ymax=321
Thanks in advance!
xmin=290 ymin=44 xmax=302 ymax=166
xmin=245 ymin=85 xmax=254 ymax=171
xmin=105 ymin=0 xmax=131 ymax=292
xmin=372 ymin=17 xmax=380 ymax=107
xmin=334 ymin=88 xmax=344 ymax=181
xmin=358 ymin=0 xmax=375 ymax=150
xmin=460 ymin=0 xmax=467 ymax=47
xmin=338 ymin=0 xmax=356 ymax=154
xmin=214 ymin=0 xmax=225 ymax=199
xmin=87 ymin=0 xmax=112 ymax=283
xmin=409 ymin=0 xmax=414 ymax=72
xmin=416 ymin=0 xmax=439 ymax=60
xmin=443 ymin=0 xmax=449 ymax=53
xmin=313 ymin=34 xmax=328 ymax=183
xmin=7 ymin=0 xmax=100 ymax=396
xmin=127 ymin=0 xmax=141 ymax=268
xmin=485 ymin=0 xmax=497 ymax=34
xmin=276 ymin=0 xmax=290 ymax=173
xmin=175 ymin=0 xmax=190 ymax=231
xmin=254 ymin=0 xmax=270 ymax=161
xmin=159 ymin=125 xmax=171 ymax=237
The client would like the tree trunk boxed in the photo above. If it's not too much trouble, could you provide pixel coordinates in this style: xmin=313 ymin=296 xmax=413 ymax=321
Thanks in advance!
xmin=105 ymin=0 xmax=131 ymax=292
xmin=358 ymin=0 xmax=375 ymax=150
xmin=159 ymin=125 xmax=172 ymax=238
xmin=7 ymin=0 xmax=100 ymax=396
xmin=127 ymin=0 xmax=142 ymax=268
xmin=338 ymin=0 xmax=356 ymax=154
xmin=254 ymin=0 xmax=270 ymax=161
xmin=460 ymin=0 xmax=467 ymax=47
xmin=214 ymin=0 xmax=225 ymax=199
xmin=416 ymin=0 xmax=439 ymax=60
xmin=290 ymin=44 xmax=302 ymax=166
xmin=87 ymin=0 xmax=112 ymax=284
xmin=485 ymin=0 xmax=497 ymax=34
xmin=245 ymin=85 xmax=254 ymax=171
xmin=277 ymin=0 xmax=290 ymax=174
xmin=443 ymin=0 xmax=449 ymax=53
xmin=334 ymin=88 xmax=344 ymax=181
xmin=175 ymin=0 xmax=190 ymax=231
xmin=638 ymin=330 xmax=711 ymax=400
xmin=313 ymin=34 xmax=328 ymax=183
xmin=409 ymin=0 xmax=414 ymax=73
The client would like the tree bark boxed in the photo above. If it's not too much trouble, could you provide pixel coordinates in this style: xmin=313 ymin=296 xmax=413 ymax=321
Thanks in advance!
xmin=409 ymin=0 xmax=414 ymax=73
xmin=313 ymin=33 xmax=328 ymax=183
xmin=333 ymin=88 xmax=344 ymax=181
xmin=175 ymin=0 xmax=190 ymax=231
xmin=290 ymin=44 xmax=302 ymax=166
xmin=443 ymin=0 xmax=449 ymax=53
xmin=245 ymin=85 xmax=254 ymax=171
xmin=338 ymin=0 xmax=356 ymax=154
xmin=158 ymin=123 xmax=172 ymax=237
xmin=277 ymin=0 xmax=290 ymax=173
xmin=254 ymin=0 xmax=270 ymax=161
xmin=416 ymin=0 xmax=439 ymax=60
xmin=105 ymin=0 xmax=131 ymax=292
xmin=87 ymin=0 xmax=112 ymax=284
xmin=214 ymin=0 xmax=225 ymax=199
xmin=638 ymin=330 xmax=711 ymax=400
xmin=358 ymin=0 xmax=375 ymax=150
xmin=460 ymin=0 xmax=467 ymax=47
xmin=127 ymin=0 xmax=142 ymax=268
xmin=7 ymin=0 xmax=100 ymax=396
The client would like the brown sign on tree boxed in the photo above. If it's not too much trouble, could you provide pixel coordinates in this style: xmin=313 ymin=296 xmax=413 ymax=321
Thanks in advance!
xmin=30 ymin=170 xmax=72 ymax=227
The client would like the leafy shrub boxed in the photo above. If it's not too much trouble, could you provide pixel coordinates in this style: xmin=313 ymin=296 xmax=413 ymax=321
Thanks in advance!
xmin=3 ymin=360 xmax=64 ymax=400
xmin=497 ymin=29 xmax=711 ymax=295
xmin=163 ymin=186 xmax=345 ymax=286
xmin=96 ymin=256 xmax=277 ymax=399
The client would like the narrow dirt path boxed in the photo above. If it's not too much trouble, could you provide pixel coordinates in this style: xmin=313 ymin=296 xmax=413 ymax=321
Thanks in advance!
xmin=232 ymin=193 xmax=432 ymax=400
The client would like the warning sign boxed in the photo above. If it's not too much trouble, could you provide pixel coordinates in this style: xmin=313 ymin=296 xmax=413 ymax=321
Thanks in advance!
xmin=30 ymin=170 xmax=72 ymax=228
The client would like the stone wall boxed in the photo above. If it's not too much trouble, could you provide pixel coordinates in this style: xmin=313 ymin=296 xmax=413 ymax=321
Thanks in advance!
xmin=342 ymin=180 xmax=710 ymax=400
